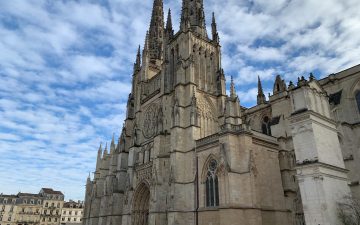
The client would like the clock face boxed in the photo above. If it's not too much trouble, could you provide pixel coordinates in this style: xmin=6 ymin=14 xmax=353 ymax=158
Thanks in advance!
xmin=209 ymin=159 xmax=217 ymax=171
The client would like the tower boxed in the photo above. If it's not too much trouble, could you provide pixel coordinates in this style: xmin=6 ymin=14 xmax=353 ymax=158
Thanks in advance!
xmin=289 ymin=79 xmax=351 ymax=225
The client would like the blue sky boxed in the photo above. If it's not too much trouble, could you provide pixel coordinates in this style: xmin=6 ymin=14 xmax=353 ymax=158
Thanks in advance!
xmin=0 ymin=0 xmax=359 ymax=200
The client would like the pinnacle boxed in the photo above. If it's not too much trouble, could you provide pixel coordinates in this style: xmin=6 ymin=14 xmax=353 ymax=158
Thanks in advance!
xmin=257 ymin=76 xmax=266 ymax=105
xmin=230 ymin=76 xmax=237 ymax=98
xmin=166 ymin=9 xmax=173 ymax=31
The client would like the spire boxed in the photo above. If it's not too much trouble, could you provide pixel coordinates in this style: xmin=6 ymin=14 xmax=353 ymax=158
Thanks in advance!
xmin=230 ymin=76 xmax=237 ymax=98
xmin=97 ymin=143 xmax=102 ymax=160
xmin=148 ymin=0 xmax=164 ymax=63
xmin=87 ymin=173 xmax=91 ymax=183
xmin=110 ymin=133 xmax=115 ymax=154
xmin=133 ymin=45 xmax=141 ymax=73
xmin=165 ymin=9 xmax=174 ymax=37
xmin=95 ymin=143 xmax=103 ymax=172
xmin=103 ymin=143 xmax=108 ymax=157
xmin=180 ymin=0 xmax=207 ymax=37
xmin=257 ymin=76 xmax=266 ymax=105
xmin=211 ymin=12 xmax=219 ymax=43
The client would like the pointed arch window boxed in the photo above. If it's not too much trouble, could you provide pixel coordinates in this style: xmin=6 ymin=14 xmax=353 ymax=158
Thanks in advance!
xmin=261 ymin=116 xmax=271 ymax=136
xmin=356 ymin=91 xmax=360 ymax=113
xmin=205 ymin=159 xmax=219 ymax=207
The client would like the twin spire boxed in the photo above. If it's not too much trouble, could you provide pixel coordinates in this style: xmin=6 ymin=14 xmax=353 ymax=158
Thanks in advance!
xmin=133 ymin=0 xmax=220 ymax=68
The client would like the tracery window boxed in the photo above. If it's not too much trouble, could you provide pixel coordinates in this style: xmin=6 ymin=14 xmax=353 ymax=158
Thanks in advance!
xmin=205 ymin=159 xmax=219 ymax=207
xmin=356 ymin=91 xmax=360 ymax=113
xmin=261 ymin=116 xmax=271 ymax=136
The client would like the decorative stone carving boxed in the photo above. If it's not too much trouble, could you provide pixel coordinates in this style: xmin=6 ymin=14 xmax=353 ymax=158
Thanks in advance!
xmin=143 ymin=104 xmax=158 ymax=139
xmin=173 ymin=99 xmax=180 ymax=126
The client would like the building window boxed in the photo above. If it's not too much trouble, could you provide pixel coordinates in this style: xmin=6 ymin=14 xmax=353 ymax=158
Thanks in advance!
xmin=261 ymin=116 xmax=272 ymax=136
xmin=356 ymin=91 xmax=360 ymax=113
xmin=45 ymin=202 xmax=48 ymax=207
xmin=7 ymin=216 xmax=11 ymax=221
xmin=205 ymin=159 xmax=219 ymax=207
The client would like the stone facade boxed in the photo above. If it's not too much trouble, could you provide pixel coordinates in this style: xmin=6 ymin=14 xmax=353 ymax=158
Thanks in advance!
xmin=60 ymin=201 xmax=84 ymax=225
xmin=82 ymin=0 xmax=360 ymax=225
xmin=0 ymin=193 xmax=43 ymax=225
xmin=39 ymin=188 xmax=64 ymax=225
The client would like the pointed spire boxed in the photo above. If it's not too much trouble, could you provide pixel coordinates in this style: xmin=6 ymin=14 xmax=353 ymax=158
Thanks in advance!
xmin=257 ymin=76 xmax=266 ymax=105
xmin=230 ymin=76 xmax=237 ymax=98
xmin=133 ymin=45 xmax=141 ymax=73
xmin=103 ymin=142 xmax=108 ymax=157
xmin=211 ymin=12 xmax=219 ymax=43
xmin=95 ymin=143 xmax=103 ymax=172
xmin=165 ymin=9 xmax=174 ymax=37
xmin=110 ymin=133 xmax=115 ymax=154
xmin=87 ymin=173 xmax=91 ymax=183
xmin=97 ymin=143 xmax=103 ymax=159
xmin=148 ymin=0 xmax=164 ymax=63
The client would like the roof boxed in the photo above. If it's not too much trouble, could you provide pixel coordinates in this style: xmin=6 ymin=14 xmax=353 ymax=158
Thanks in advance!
xmin=40 ymin=188 xmax=64 ymax=195
xmin=17 ymin=192 xmax=41 ymax=197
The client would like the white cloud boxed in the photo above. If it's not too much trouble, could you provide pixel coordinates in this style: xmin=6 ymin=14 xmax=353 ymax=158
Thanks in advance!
xmin=0 ymin=0 xmax=360 ymax=200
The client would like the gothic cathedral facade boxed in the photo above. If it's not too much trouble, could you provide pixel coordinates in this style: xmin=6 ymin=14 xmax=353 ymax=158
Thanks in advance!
xmin=82 ymin=0 xmax=360 ymax=225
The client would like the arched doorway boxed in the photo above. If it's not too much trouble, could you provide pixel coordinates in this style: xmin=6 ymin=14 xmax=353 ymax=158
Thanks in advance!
xmin=132 ymin=182 xmax=150 ymax=225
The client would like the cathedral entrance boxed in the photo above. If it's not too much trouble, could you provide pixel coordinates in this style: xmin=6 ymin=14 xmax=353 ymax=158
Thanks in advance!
xmin=132 ymin=182 xmax=150 ymax=225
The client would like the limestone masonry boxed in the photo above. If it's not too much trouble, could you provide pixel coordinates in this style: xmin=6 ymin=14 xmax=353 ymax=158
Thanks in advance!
xmin=82 ymin=0 xmax=360 ymax=224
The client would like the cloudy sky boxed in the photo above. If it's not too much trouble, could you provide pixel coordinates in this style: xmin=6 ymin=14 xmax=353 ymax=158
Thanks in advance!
xmin=0 ymin=0 xmax=359 ymax=200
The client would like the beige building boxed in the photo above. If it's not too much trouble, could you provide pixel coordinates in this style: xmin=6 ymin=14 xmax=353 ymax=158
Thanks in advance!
xmin=0 ymin=193 xmax=43 ymax=225
xmin=82 ymin=0 xmax=360 ymax=224
xmin=0 ymin=195 xmax=17 ymax=225
xmin=60 ymin=201 xmax=83 ymax=225
xmin=39 ymin=188 xmax=64 ymax=225
xmin=15 ymin=193 xmax=43 ymax=225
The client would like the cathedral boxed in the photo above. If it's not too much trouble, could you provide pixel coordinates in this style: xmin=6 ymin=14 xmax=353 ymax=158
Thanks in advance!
xmin=82 ymin=0 xmax=360 ymax=224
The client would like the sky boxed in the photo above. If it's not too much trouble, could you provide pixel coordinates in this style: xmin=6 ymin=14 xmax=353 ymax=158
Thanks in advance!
xmin=0 ymin=0 xmax=359 ymax=200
